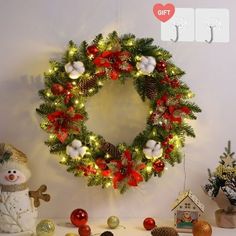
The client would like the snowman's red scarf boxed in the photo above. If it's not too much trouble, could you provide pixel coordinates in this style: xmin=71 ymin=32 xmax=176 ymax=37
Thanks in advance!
xmin=0 ymin=183 xmax=28 ymax=192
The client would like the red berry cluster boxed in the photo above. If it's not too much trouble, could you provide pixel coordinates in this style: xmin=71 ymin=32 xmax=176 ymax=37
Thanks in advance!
xmin=161 ymin=134 xmax=174 ymax=159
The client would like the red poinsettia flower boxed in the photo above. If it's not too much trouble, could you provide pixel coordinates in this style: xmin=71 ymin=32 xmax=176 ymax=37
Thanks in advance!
xmin=47 ymin=107 xmax=83 ymax=143
xmin=112 ymin=150 xmax=145 ymax=189
xmin=93 ymin=50 xmax=133 ymax=80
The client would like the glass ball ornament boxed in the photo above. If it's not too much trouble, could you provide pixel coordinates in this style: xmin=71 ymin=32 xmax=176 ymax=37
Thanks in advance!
xmin=36 ymin=219 xmax=55 ymax=236
xmin=143 ymin=217 xmax=156 ymax=231
xmin=107 ymin=216 xmax=120 ymax=229
xmin=70 ymin=208 xmax=88 ymax=227
xmin=192 ymin=220 xmax=212 ymax=236
xmin=78 ymin=224 xmax=91 ymax=236
xmin=100 ymin=231 xmax=114 ymax=236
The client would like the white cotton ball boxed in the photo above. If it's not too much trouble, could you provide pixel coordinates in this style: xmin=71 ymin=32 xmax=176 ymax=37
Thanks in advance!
xmin=146 ymin=64 xmax=155 ymax=73
xmin=69 ymin=149 xmax=80 ymax=159
xmin=145 ymin=140 xmax=157 ymax=149
xmin=141 ymin=56 xmax=149 ymax=64
xmin=73 ymin=61 xmax=84 ymax=70
xmin=148 ymin=56 xmax=156 ymax=66
xmin=79 ymin=146 xmax=87 ymax=157
xmin=66 ymin=145 xmax=73 ymax=155
xmin=69 ymin=70 xmax=80 ymax=79
xmin=72 ymin=139 xmax=82 ymax=148
xmin=143 ymin=148 xmax=153 ymax=159
xmin=152 ymin=147 xmax=163 ymax=158
xmin=65 ymin=62 xmax=73 ymax=73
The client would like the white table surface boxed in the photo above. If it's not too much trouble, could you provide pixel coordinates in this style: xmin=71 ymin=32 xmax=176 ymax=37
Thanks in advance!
xmin=0 ymin=218 xmax=236 ymax=236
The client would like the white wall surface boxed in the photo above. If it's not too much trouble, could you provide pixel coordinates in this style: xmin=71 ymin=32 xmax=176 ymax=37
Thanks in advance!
xmin=0 ymin=0 xmax=236 ymax=222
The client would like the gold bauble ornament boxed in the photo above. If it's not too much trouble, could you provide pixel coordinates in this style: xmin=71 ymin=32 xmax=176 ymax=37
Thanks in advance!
xmin=36 ymin=219 xmax=55 ymax=236
xmin=107 ymin=216 xmax=120 ymax=229
xmin=65 ymin=233 xmax=77 ymax=236
xmin=192 ymin=220 xmax=212 ymax=236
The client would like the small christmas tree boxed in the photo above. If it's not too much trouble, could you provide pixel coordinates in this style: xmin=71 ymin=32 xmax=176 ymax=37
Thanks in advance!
xmin=204 ymin=141 xmax=236 ymax=210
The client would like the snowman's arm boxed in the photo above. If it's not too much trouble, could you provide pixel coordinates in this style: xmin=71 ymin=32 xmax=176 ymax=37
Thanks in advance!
xmin=29 ymin=185 xmax=50 ymax=207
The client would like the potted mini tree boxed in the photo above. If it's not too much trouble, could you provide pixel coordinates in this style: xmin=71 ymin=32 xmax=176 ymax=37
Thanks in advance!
xmin=203 ymin=141 xmax=236 ymax=228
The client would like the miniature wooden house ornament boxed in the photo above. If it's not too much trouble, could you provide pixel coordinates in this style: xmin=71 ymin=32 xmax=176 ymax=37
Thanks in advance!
xmin=172 ymin=190 xmax=204 ymax=233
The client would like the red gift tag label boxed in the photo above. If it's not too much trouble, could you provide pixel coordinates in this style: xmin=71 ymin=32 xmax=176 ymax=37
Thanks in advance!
xmin=153 ymin=3 xmax=175 ymax=22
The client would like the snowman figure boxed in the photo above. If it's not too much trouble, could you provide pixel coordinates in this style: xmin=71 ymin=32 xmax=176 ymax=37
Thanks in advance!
xmin=0 ymin=143 xmax=50 ymax=234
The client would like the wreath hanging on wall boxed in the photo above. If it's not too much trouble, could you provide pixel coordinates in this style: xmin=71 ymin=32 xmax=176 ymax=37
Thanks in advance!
xmin=36 ymin=31 xmax=201 ymax=193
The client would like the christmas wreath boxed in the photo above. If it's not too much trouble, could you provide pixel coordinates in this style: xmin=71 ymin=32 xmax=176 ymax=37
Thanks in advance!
xmin=36 ymin=31 xmax=201 ymax=193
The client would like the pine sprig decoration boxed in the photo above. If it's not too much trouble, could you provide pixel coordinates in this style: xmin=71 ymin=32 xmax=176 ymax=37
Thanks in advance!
xmin=36 ymin=31 xmax=201 ymax=193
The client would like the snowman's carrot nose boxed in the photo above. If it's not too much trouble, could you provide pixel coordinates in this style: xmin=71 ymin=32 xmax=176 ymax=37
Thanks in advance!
xmin=8 ymin=174 xmax=15 ymax=180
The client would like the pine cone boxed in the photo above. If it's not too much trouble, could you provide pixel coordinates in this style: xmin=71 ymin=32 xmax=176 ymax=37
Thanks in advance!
xmin=79 ymin=76 xmax=98 ymax=95
xmin=145 ymin=76 xmax=157 ymax=100
xmin=100 ymin=141 xmax=121 ymax=159
xmin=151 ymin=227 xmax=179 ymax=236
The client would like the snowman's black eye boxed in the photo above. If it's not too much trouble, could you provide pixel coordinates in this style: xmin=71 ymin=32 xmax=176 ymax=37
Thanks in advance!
xmin=13 ymin=171 xmax=16 ymax=174
xmin=8 ymin=171 xmax=11 ymax=174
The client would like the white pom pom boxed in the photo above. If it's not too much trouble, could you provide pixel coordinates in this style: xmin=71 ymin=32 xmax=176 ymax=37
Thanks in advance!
xmin=65 ymin=62 xmax=73 ymax=73
xmin=69 ymin=70 xmax=80 ymax=79
xmin=143 ymin=148 xmax=153 ymax=159
xmin=72 ymin=139 xmax=82 ymax=148
xmin=78 ymin=146 xmax=87 ymax=157
xmin=146 ymin=140 xmax=157 ymax=149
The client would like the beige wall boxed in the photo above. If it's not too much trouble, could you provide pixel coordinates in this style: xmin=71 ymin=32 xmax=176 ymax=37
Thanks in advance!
xmin=0 ymin=0 xmax=235 ymax=221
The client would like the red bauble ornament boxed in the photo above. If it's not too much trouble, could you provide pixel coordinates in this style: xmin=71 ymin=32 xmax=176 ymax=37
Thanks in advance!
xmin=78 ymin=224 xmax=91 ymax=236
xmin=70 ymin=208 xmax=88 ymax=227
xmin=87 ymin=45 xmax=99 ymax=56
xmin=51 ymin=83 xmax=64 ymax=95
xmin=143 ymin=217 xmax=156 ymax=231
xmin=156 ymin=60 xmax=167 ymax=72
xmin=153 ymin=160 xmax=165 ymax=173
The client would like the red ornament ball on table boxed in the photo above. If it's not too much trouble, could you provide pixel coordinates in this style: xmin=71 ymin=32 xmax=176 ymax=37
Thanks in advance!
xmin=87 ymin=45 xmax=99 ymax=56
xmin=78 ymin=224 xmax=91 ymax=236
xmin=143 ymin=217 xmax=156 ymax=231
xmin=70 ymin=208 xmax=88 ymax=227
xmin=153 ymin=160 xmax=165 ymax=173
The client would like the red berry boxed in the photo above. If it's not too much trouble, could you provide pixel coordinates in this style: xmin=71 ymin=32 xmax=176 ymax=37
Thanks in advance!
xmin=169 ymin=144 xmax=174 ymax=149
xmin=169 ymin=134 xmax=173 ymax=139
xmin=143 ymin=217 xmax=156 ymax=231
xmin=164 ymin=154 xmax=170 ymax=159
xmin=51 ymin=83 xmax=64 ymax=95
xmin=153 ymin=160 xmax=165 ymax=173
xmin=87 ymin=45 xmax=99 ymax=56
xmin=79 ymin=224 xmax=91 ymax=236
xmin=156 ymin=60 xmax=167 ymax=72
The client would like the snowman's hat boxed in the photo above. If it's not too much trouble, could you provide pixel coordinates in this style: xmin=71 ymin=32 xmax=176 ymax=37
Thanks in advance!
xmin=0 ymin=143 xmax=31 ymax=180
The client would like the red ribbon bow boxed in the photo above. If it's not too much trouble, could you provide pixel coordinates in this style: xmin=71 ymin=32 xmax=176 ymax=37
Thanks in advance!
xmin=112 ymin=150 xmax=145 ymax=189
xmin=93 ymin=51 xmax=133 ymax=80
xmin=47 ymin=107 xmax=83 ymax=143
